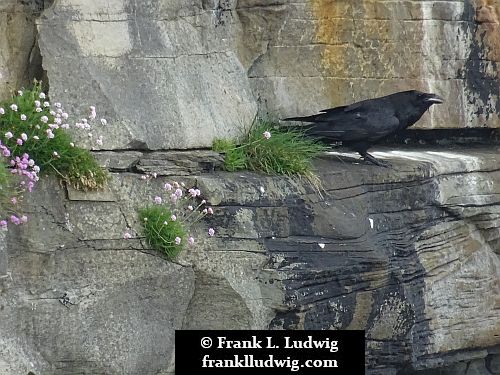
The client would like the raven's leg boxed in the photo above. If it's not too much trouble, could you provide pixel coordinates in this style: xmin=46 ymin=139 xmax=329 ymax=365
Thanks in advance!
xmin=359 ymin=151 xmax=391 ymax=167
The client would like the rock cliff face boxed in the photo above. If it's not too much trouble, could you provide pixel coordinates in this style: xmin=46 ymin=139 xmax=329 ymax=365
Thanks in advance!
xmin=0 ymin=1 xmax=499 ymax=374
xmin=1 ymin=147 xmax=499 ymax=375
xmin=1 ymin=0 xmax=499 ymax=149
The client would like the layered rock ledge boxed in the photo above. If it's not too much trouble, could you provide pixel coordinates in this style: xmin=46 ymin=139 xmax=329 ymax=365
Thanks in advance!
xmin=0 ymin=146 xmax=499 ymax=375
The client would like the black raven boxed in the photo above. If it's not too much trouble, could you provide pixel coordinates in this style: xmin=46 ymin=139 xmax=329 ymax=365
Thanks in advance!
xmin=282 ymin=90 xmax=444 ymax=166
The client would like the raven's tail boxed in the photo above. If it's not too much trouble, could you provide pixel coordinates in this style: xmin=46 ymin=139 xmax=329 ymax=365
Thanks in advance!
xmin=281 ymin=115 xmax=318 ymax=123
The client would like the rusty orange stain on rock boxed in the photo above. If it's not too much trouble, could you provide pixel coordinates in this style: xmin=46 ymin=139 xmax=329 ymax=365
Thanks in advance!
xmin=474 ymin=0 xmax=500 ymax=64
xmin=310 ymin=0 xmax=350 ymax=77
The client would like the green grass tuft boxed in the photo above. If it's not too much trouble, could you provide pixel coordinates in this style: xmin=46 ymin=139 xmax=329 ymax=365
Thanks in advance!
xmin=0 ymin=160 xmax=13 ymax=216
xmin=213 ymin=118 xmax=328 ymax=178
xmin=139 ymin=205 xmax=187 ymax=259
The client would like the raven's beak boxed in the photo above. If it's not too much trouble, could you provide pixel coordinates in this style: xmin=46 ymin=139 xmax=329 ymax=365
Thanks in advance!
xmin=425 ymin=94 xmax=444 ymax=104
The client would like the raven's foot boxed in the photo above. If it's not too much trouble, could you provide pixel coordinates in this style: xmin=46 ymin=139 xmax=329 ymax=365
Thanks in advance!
xmin=361 ymin=152 xmax=392 ymax=168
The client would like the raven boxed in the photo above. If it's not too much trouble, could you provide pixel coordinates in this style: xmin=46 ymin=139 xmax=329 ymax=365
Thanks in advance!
xmin=282 ymin=90 xmax=444 ymax=166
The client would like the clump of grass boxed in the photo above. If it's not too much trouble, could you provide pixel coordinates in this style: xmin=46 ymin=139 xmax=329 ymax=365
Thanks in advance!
xmin=0 ymin=82 xmax=108 ymax=190
xmin=0 ymin=160 xmax=13 ymax=219
xmin=135 ymin=181 xmax=216 ymax=260
xmin=213 ymin=119 xmax=328 ymax=179
xmin=139 ymin=205 xmax=186 ymax=259
xmin=213 ymin=138 xmax=247 ymax=172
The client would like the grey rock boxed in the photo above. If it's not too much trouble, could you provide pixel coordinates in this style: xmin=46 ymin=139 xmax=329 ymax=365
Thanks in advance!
xmin=36 ymin=0 xmax=257 ymax=150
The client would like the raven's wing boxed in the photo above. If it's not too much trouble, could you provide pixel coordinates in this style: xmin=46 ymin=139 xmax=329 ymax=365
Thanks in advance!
xmin=304 ymin=105 xmax=400 ymax=143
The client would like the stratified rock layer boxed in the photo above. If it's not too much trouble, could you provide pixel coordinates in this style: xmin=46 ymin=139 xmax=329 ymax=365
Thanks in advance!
xmin=1 ymin=147 xmax=498 ymax=375
xmin=17 ymin=0 xmax=497 ymax=151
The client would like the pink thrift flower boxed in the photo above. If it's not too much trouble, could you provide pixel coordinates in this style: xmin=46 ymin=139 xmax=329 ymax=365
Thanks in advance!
xmin=21 ymin=133 xmax=28 ymax=141
xmin=188 ymin=188 xmax=197 ymax=197
xmin=208 ymin=228 xmax=215 ymax=237
xmin=33 ymin=165 xmax=40 ymax=173
xmin=201 ymin=199 xmax=206 ymax=205
xmin=263 ymin=131 xmax=271 ymax=139
xmin=187 ymin=205 xmax=193 ymax=211
xmin=10 ymin=104 xmax=18 ymax=111
xmin=20 ymin=114 xmax=27 ymax=121
xmin=62 ymin=112 xmax=69 ymax=119
xmin=49 ymin=110 xmax=56 ymax=116
xmin=170 ymin=193 xmax=178 ymax=202
xmin=2 ymin=148 xmax=10 ymax=157
xmin=164 ymin=182 xmax=172 ymax=191
xmin=5 ymin=132 xmax=13 ymax=139
xmin=188 ymin=236 xmax=195 ymax=246
xmin=35 ymin=107 xmax=42 ymax=113
xmin=17 ymin=90 xmax=23 ymax=96
xmin=202 ymin=208 xmax=208 ymax=214
xmin=16 ymin=139 xmax=23 ymax=145
xmin=123 ymin=232 xmax=132 ymax=239
xmin=43 ymin=101 xmax=50 ymax=107
xmin=34 ymin=100 xmax=41 ymax=107
xmin=40 ymin=116 xmax=48 ymax=123
xmin=11 ymin=197 xmax=17 ymax=204
xmin=96 ymin=136 xmax=103 ymax=146
xmin=207 ymin=207 xmax=214 ymax=214
xmin=10 ymin=215 xmax=21 ymax=225
xmin=154 ymin=196 xmax=162 ymax=204
xmin=20 ymin=215 xmax=28 ymax=223
xmin=46 ymin=129 xmax=54 ymax=139
xmin=174 ymin=188 xmax=183 ymax=198
xmin=0 ymin=220 xmax=7 ymax=229
xmin=100 ymin=118 xmax=107 ymax=126
xmin=140 ymin=175 xmax=147 ymax=180
xmin=55 ymin=102 xmax=62 ymax=108
xmin=39 ymin=92 xmax=46 ymax=99
xmin=175 ymin=237 xmax=181 ymax=245
xmin=0 ymin=107 xmax=4 ymax=114
xmin=171 ymin=214 xmax=177 ymax=221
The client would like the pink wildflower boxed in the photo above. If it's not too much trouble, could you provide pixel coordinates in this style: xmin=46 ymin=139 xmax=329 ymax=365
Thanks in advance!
xmin=154 ymin=196 xmax=162 ymax=204
xmin=208 ymin=228 xmax=215 ymax=237
xmin=188 ymin=236 xmax=195 ymax=246
xmin=175 ymin=237 xmax=181 ymax=245
xmin=5 ymin=132 xmax=13 ymax=139
xmin=171 ymin=214 xmax=177 ymax=221
xmin=263 ymin=131 xmax=271 ymax=139
xmin=123 ymin=232 xmax=132 ymax=239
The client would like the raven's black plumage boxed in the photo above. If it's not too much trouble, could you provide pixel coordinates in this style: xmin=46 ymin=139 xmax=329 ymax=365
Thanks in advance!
xmin=283 ymin=90 xmax=444 ymax=166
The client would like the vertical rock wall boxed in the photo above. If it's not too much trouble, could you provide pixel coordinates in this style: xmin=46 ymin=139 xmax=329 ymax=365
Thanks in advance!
xmin=237 ymin=0 xmax=499 ymax=129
